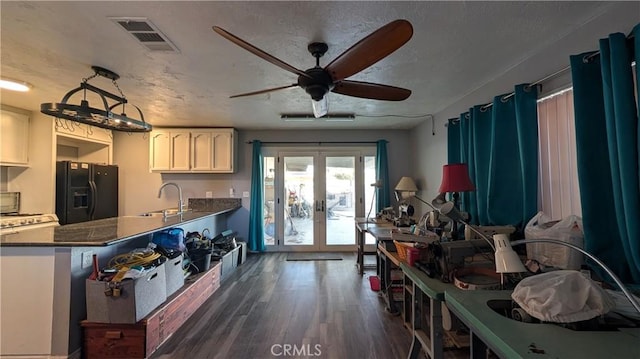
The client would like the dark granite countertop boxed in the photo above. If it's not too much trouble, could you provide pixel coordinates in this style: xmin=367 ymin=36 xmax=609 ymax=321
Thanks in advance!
xmin=0 ymin=208 xmax=237 ymax=247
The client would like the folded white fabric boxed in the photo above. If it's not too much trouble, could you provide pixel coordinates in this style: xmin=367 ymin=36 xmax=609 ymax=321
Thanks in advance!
xmin=511 ymin=270 xmax=615 ymax=323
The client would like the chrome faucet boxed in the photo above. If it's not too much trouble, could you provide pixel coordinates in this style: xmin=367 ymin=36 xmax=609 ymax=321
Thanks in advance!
xmin=157 ymin=182 xmax=184 ymax=216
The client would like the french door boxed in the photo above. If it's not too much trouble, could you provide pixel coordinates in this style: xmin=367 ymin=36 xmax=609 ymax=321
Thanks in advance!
xmin=263 ymin=147 xmax=376 ymax=252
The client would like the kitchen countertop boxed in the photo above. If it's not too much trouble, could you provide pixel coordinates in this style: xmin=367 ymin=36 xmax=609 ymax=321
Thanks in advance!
xmin=0 ymin=208 xmax=237 ymax=247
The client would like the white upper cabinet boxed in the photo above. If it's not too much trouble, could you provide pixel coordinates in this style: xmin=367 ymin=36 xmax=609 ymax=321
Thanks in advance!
xmin=149 ymin=130 xmax=171 ymax=170
xmin=149 ymin=128 xmax=236 ymax=173
xmin=0 ymin=109 xmax=30 ymax=166
xmin=170 ymin=130 xmax=191 ymax=171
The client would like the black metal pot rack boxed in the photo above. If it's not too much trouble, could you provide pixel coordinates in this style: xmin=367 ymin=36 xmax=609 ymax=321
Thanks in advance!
xmin=41 ymin=66 xmax=151 ymax=132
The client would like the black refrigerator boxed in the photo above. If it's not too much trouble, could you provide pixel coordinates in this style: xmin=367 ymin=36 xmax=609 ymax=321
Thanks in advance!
xmin=56 ymin=161 xmax=119 ymax=225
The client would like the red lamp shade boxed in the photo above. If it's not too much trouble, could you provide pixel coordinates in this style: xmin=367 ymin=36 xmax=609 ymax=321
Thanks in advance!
xmin=438 ymin=163 xmax=475 ymax=193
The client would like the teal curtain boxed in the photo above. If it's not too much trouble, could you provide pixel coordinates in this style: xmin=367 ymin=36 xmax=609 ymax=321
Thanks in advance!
xmin=570 ymin=24 xmax=640 ymax=284
xmin=447 ymin=118 xmax=461 ymax=163
xmin=248 ymin=140 xmax=266 ymax=252
xmin=487 ymin=84 xmax=539 ymax=227
xmin=447 ymin=85 xmax=539 ymax=228
xmin=375 ymin=140 xmax=390 ymax=212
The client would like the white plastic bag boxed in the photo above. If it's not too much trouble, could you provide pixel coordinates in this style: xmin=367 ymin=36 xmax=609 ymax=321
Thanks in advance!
xmin=525 ymin=212 xmax=584 ymax=270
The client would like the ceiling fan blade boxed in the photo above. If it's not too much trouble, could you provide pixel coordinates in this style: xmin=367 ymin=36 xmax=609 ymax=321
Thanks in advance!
xmin=332 ymin=81 xmax=411 ymax=101
xmin=229 ymin=84 xmax=298 ymax=98
xmin=325 ymin=20 xmax=413 ymax=82
xmin=213 ymin=26 xmax=312 ymax=79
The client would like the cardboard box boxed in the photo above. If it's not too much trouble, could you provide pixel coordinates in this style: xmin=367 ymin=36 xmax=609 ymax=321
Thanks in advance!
xmin=164 ymin=254 xmax=185 ymax=297
xmin=86 ymin=264 xmax=167 ymax=324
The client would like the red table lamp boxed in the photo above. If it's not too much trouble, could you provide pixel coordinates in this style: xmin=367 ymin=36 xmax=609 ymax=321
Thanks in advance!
xmin=438 ymin=163 xmax=475 ymax=238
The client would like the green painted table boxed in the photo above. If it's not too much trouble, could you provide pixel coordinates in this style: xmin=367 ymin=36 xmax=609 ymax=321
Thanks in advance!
xmin=400 ymin=262 xmax=457 ymax=359
xmin=445 ymin=289 xmax=640 ymax=358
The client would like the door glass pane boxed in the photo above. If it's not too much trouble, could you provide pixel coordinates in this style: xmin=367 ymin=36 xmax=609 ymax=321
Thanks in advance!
xmin=263 ymin=157 xmax=275 ymax=246
xmin=364 ymin=156 xmax=377 ymax=244
xmin=284 ymin=157 xmax=314 ymax=246
xmin=326 ymin=156 xmax=356 ymax=245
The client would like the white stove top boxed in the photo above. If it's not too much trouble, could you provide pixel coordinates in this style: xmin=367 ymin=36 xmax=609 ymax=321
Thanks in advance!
xmin=0 ymin=213 xmax=59 ymax=234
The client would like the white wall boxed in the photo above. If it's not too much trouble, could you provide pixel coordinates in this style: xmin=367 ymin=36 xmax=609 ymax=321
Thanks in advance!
xmin=0 ymin=247 xmax=56 ymax=356
xmin=5 ymin=110 xmax=56 ymax=214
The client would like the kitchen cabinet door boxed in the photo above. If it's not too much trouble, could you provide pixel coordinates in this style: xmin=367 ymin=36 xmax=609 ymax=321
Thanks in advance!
xmin=149 ymin=130 xmax=171 ymax=171
xmin=0 ymin=109 xmax=29 ymax=166
xmin=191 ymin=131 xmax=213 ymax=171
xmin=211 ymin=130 xmax=234 ymax=172
xmin=170 ymin=131 xmax=191 ymax=171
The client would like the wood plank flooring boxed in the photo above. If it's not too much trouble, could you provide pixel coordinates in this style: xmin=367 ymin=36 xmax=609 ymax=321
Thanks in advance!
xmin=151 ymin=253 xmax=414 ymax=359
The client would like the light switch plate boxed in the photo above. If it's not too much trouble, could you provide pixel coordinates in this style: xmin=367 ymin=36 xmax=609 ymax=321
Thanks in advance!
xmin=205 ymin=191 xmax=213 ymax=198
xmin=81 ymin=251 xmax=94 ymax=269
xmin=243 ymin=191 xmax=250 ymax=198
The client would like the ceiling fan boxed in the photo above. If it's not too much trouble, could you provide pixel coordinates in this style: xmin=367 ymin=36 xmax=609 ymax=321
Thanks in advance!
xmin=212 ymin=19 xmax=413 ymax=118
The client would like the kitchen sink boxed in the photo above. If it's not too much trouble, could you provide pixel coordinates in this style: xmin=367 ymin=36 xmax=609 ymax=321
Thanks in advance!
xmin=137 ymin=212 xmax=165 ymax=218
xmin=137 ymin=208 xmax=191 ymax=217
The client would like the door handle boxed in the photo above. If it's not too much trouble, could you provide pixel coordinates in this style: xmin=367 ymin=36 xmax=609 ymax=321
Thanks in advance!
xmin=321 ymin=200 xmax=325 ymax=212
xmin=315 ymin=200 xmax=321 ymax=212
xmin=88 ymin=181 xmax=97 ymax=219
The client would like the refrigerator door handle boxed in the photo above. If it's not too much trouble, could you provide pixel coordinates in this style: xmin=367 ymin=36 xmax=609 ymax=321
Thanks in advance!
xmin=89 ymin=180 xmax=97 ymax=219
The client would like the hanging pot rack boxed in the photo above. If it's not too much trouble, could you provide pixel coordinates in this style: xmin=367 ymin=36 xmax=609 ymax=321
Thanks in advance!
xmin=41 ymin=66 xmax=152 ymax=132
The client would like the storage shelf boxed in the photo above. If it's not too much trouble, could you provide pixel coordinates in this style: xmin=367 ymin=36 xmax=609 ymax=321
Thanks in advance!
xmin=404 ymin=284 xmax=414 ymax=295
xmin=415 ymin=329 xmax=432 ymax=350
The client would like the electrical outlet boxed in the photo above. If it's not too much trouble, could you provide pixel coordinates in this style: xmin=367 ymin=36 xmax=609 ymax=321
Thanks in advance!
xmin=81 ymin=251 xmax=94 ymax=269
xmin=205 ymin=191 xmax=213 ymax=198
xmin=243 ymin=191 xmax=250 ymax=198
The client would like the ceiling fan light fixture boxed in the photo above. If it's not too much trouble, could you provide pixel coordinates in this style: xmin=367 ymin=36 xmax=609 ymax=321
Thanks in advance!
xmin=213 ymin=20 xmax=413 ymax=115
xmin=312 ymin=97 xmax=328 ymax=118
xmin=40 ymin=66 xmax=151 ymax=132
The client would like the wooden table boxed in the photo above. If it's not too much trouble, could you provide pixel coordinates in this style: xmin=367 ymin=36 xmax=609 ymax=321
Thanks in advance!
xmin=354 ymin=217 xmax=395 ymax=275
xmin=377 ymin=243 xmax=403 ymax=314
xmin=445 ymin=289 xmax=640 ymax=358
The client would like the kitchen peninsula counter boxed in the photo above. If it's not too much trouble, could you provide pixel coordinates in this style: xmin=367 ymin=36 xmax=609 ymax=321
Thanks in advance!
xmin=0 ymin=199 xmax=241 ymax=358
xmin=0 ymin=208 xmax=238 ymax=247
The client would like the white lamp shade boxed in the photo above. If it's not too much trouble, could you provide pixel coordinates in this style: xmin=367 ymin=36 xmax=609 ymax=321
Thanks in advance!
xmin=493 ymin=234 xmax=527 ymax=273
xmin=395 ymin=177 xmax=418 ymax=192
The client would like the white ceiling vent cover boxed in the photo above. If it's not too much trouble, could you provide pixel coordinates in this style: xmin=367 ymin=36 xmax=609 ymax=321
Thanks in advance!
xmin=109 ymin=17 xmax=179 ymax=52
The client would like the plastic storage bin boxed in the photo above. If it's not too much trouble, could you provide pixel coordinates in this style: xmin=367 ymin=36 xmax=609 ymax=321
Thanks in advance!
xmin=86 ymin=264 xmax=167 ymax=324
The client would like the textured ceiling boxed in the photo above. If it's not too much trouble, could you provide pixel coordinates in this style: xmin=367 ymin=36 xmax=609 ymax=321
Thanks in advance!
xmin=1 ymin=1 xmax=638 ymax=130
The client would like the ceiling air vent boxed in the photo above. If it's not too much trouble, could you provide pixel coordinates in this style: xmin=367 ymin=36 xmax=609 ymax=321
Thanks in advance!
xmin=109 ymin=17 xmax=179 ymax=52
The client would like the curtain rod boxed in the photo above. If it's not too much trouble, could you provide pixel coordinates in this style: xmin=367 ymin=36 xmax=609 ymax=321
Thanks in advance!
xmin=465 ymin=30 xmax=637 ymax=115
xmin=245 ymin=141 xmax=381 ymax=144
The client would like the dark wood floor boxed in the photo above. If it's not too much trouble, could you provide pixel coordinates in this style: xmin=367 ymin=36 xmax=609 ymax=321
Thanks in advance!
xmin=151 ymin=253 xmax=415 ymax=359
